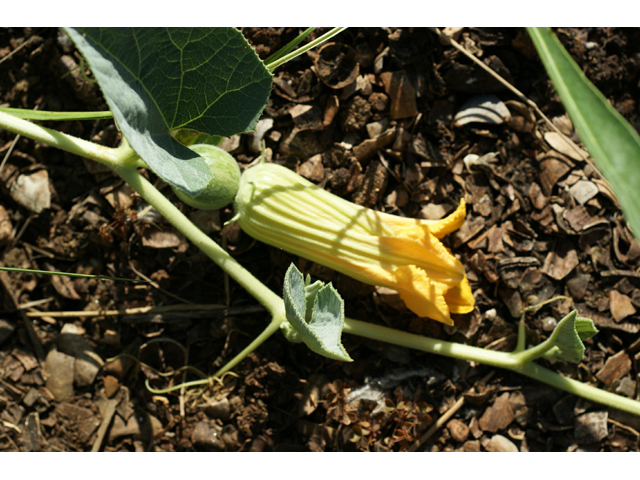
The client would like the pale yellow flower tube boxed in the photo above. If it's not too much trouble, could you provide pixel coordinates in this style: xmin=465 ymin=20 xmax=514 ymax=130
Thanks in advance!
xmin=233 ymin=162 xmax=474 ymax=325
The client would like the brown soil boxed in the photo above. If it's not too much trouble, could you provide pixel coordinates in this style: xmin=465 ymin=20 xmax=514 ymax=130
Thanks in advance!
xmin=1 ymin=27 xmax=640 ymax=452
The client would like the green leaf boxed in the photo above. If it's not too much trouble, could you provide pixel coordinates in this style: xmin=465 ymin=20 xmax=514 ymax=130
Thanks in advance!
xmin=283 ymin=263 xmax=352 ymax=362
xmin=64 ymin=27 xmax=272 ymax=196
xmin=541 ymin=310 xmax=597 ymax=364
xmin=528 ymin=27 xmax=640 ymax=239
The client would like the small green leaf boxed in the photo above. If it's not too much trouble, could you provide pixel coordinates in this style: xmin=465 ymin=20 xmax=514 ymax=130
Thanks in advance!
xmin=65 ymin=27 xmax=272 ymax=196
xmin=283 ymin=263 xmax=352 ymax=362
xmin=528 ymin=27 xmax=640 ymax=239
xmin=541 ymin=310 xmax=596 ymax=364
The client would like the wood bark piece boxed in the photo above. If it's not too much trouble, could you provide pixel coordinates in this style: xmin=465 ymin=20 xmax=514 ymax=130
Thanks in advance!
xmin=538 ymin=153 xmax=573 ymax=196
xmin=544 ymin=131 xmax=588 ymax=161
xmin=609 ymin=290 xmax=636 ymax=322
xmin=379 ymin=71 xmax=418 ymax=119
xmin=596 ymin=350 xmax=632 ymax=386
xmin=479 ymin=392 xmax=515 ymax=432
xmin=542 ymin=240 xmax=579 ymax=280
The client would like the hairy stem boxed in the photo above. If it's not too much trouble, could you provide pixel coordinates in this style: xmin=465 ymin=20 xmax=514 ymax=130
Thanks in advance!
xmin=343 ymin=318 xmax=640 ymax=416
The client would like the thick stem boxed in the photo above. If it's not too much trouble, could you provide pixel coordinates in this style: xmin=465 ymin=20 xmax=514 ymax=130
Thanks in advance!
xmin=343 ymin=318 xmax=519 ymax=369
xmin=0 ymin=110 xmax=136 ymax=168
xmin=515 ymin=362 xmax=640 ymax=416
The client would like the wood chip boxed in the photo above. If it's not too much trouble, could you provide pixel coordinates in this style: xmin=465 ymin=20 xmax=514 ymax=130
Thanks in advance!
xmin=479 ymin=392 xmax=515 ymax=432
xmin=379 ymin=71 xmax=418 ymax=119
xmin=596 ymin=350 xmax=632 ymax=386
xmin=542 ymin=240 xmax=579 ymax=280
xmin=538 ymin=153 xmax=573 ymax=196
xmin=544 ymin=131 xmax=588 ymax=161
xmin=609 ymin=290 xmax=636 ymax=322
xmin=453 ymin=95 xmax=511 ymax=126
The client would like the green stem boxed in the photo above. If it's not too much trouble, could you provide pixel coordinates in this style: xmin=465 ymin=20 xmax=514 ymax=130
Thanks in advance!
xmin=266 ymin=27 xmax=347 ymax=71
xmin=116 ymin=167 xmax=284 ymax=317
xmin=343 ymin=318 xmax=640 ymax=416
xmin=4 ymin=109 xmax=640 ymax=418
xmin=0 ymin=110 xmax=135 ymax=168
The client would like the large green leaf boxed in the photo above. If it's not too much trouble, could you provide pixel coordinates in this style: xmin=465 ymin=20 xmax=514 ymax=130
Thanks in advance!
xmin=65 ymin=28 xmax=272 ymax=195
xmin=528 ymin=27 xmax=640 ymax=238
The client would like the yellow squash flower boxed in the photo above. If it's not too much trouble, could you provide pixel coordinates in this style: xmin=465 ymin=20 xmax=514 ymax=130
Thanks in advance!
xmin=233 ymin=162 xmax=474 ymax=325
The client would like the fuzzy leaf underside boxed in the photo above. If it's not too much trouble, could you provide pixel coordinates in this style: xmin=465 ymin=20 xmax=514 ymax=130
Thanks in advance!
xmin=65 ymin=27 xmax=272 ymax=196
xmin=283 ymin=264 xmax=352 ymax=362
xmin=542 ymin=310 xmax=598 ymax=364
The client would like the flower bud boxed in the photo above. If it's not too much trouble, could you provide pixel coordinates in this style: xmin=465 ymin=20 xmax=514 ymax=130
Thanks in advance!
xmin=234 ymin=162 xmax=474 ymax=325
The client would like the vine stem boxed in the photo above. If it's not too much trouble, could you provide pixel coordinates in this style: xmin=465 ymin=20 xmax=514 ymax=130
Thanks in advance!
xmin=2 ymin=110 xmax=640 ymax=417
xmin=343 ymin=318 xmax=640 ymax=416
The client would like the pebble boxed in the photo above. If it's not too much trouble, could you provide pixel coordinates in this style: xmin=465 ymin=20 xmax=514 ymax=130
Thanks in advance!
xmin=485 ymin=434 xmax=519 ymax=452
xmin=191 ymin=421 xmax=225 ymax=451
xmin=574 ymin=411 xmax=609 ymax=444
xmin=58 ymin=323 xmax=104 ymax=387
xmin=45 ymin=349 xmax=75 ymax=401
xmin=205 ymin=397 xmax=231 ymax=421
xmin=447 ymin=419 xmax=470 ymax=443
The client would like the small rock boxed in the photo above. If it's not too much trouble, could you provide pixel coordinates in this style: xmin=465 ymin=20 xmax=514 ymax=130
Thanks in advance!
xmin=58 ymin=323 xmax=104 ymax=387
xmin=569 ymin=179 xmax=599 ymax=205
xmin=191 ymin=421 xmax=225 ymax=450
xmin=609 ymin=290 xmax=636 ymax=322
xmin=462 ymin=440 xmax=481 ymax=452
xmin=205 ymin=397 xmax=231 ymax=421
xmin=0 ymin=319 xmax=16 ymax=346
xmin=366 ymin=119 xmax=390 ymax=139
xmin=574 ymin=411 xmax=609 ymax=443
xmin=297 ymin=154 xmax=325 ymax=182
xmin=221 ymin=424 xmax=240 ymax=450
xmin=45 ymin=349 xmax=75 ymax=401
xmin=485 ymin=434 xmax=519 ymax=452
xmin=447 ymin=419 xmax=469 ymax=443
xmin=9 ymin=169 xmax=51 ymax=213
xmin=615 ymin=377 xmax=637 ymax=398
xmin=479 ymin=392 xmax=515 ymax=432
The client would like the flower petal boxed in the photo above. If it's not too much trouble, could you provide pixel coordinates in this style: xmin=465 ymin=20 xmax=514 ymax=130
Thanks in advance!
xmin=444 ymin=277 xmax=475 ymax=314
xmin=393 ymin=265 xmax=454 ymax=325
xmin=424 ymin=199 xmax=467 ymax=239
